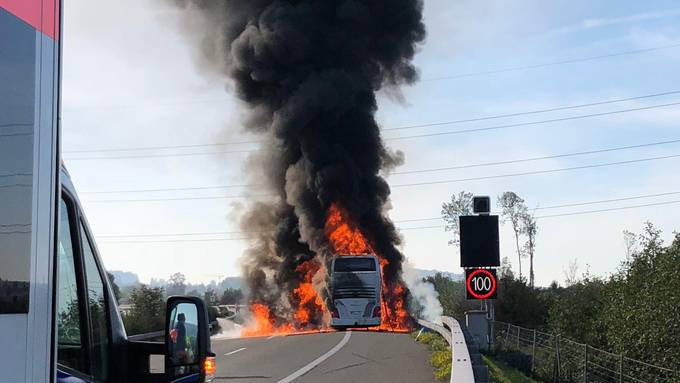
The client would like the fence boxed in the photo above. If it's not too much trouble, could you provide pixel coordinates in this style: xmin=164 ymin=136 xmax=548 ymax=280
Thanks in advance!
xmin=491 ymin=321 xmax=680 ymax=383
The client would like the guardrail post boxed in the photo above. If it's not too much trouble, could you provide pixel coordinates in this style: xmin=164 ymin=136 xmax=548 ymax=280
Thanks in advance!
xmin=505 ymin=323 xmax=511 ymax=346
xmin=531 ymin=329 xmax=537 ymax=374
xmin=555 ymin=335 xmax=562 ymax=383
xmin=516 ymin=326 xmax=521 ymax=349
xmin=583 ymin=344 xmax=588 ymax=383
xmin=619 ymin=354 xmax=623 ymax=383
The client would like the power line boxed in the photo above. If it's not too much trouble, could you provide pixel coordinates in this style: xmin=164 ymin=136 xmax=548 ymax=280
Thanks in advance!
xmin=393 ymin=138 xmax=680 ymax=175
xmin=80 ymin=185 xmax=254 ymax=194
xmin=535 ymin=199 xmax=680 ymax=219
xmin=395 ymin=199 xmax=680 ymax=229
xmin=385 ymin=101 xmax=680 ymax=141
xmin=62 ymin=92 xmax=680 ymax=156
xmin=391 ymin=191 xmax=680 ymax=223
xmin=64 ymin=140 xmax=260 ymax=154
xmin=99 ymin=237 xmax=253 ymax=244
xmin=77 ymin=139 xmax=680 ymax=195
xmin=94 ymin=191 xmax=680 ymax=239
xmin=98 ymin=230 xmax=253 ymax=238
xmin=390 ymin=153 xmax=680 ymax=188
xmin=96 ymin=198 xmax=680 ymax=244
xmin=423 ymin=41 xmax=680 ymax=81
xmin=65 ymin=148 xmax=256 ymax=161
xmin=386 ymin=90 xmax=680 ymax=131
xmin=82 ymin=194 xmax=275 ymax=203
xmin=63 ymin=97 xmax=231 ymax=112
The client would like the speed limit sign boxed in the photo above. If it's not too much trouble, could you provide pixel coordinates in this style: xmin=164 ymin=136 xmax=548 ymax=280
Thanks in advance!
xmin=465 ymin=268 xmax=497 ymax=300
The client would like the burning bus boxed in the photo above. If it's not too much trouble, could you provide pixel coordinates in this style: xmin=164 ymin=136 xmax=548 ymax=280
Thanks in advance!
xmin=329 ymin=255 xmax=382 ymax=328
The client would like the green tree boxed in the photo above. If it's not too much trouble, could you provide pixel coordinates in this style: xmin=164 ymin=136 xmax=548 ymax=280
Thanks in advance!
xmin=520 ymin=212 xmax=537 ymax=287
xmin=441 ymin=191 xmax=474 ymax=246
xmin=220 ymin=288 xmax=244 ymax=305
xmin=495 ymin=273 xmax=552 ymax=329
xmin=601 ymin=225 xmax=680 ymax=368
xmin=547 ymin=277 xmax=608 ymax=347
xmin=498 ymin=192 xmax=528 ymax=281
xmin=167 ymin=272 xmax=186 ymax=296
xmin=122 ymin=285 xmax=165 ymax=335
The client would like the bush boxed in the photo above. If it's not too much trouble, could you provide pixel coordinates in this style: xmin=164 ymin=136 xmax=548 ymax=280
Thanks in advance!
xmin=122 ymin=285 xmax=165 ymax=335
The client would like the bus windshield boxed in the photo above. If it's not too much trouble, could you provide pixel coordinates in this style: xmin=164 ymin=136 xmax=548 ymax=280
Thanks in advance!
xmin=333 ymin=257 xmax=376 ymax=273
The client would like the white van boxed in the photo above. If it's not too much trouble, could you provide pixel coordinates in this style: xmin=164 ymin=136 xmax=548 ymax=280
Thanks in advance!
xmin=0 ymin=3 xmax=214 ymax=382
xmin=329 ymin=255 xmax=382 ymax=328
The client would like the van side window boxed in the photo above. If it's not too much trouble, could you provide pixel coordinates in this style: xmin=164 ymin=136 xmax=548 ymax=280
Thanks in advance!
xmin=80 ymin=222 xmax=110 ymax=381
xmin=56 ymin=198 xmax=88 ymax=373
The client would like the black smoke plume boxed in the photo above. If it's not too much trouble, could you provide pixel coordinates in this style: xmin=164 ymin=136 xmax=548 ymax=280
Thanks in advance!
xmin=175 ymin=0 xmax=426 ymax=329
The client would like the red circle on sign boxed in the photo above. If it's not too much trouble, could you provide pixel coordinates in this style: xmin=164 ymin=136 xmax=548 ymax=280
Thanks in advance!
xmin=466 ymin=269 xmax=497 ymax=299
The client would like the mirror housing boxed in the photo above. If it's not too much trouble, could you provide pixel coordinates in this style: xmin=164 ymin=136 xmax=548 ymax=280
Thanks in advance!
xmin=165 ymin=296 xmax=214 ymax=382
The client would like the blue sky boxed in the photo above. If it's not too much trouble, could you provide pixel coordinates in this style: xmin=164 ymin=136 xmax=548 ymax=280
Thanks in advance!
xmin=62 ymin=0 xmax=680 ymax=286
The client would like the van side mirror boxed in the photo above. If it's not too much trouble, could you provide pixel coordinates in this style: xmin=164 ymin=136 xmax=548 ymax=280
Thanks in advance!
xmin=165 ymin=296 xmax=216 ymax=382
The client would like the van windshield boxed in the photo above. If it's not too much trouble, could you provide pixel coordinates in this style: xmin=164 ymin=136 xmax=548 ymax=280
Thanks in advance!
xmin=333 ymin=258 xmax=376 ymax=272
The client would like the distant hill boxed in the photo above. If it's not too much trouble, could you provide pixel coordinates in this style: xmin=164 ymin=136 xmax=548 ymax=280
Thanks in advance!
xmin=109 ymin=270 xmax=140 ymax=287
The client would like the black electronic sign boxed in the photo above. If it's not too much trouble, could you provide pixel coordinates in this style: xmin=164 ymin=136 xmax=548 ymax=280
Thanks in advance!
xmin=465 ymin=268 xmax=498 ymax=300
xmin=460 ymin=215 xmax=500 ymax=267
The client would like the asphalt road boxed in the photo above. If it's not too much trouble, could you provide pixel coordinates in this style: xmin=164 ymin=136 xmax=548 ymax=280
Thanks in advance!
xmin=211 ymin=330 xmax=436 ymax=383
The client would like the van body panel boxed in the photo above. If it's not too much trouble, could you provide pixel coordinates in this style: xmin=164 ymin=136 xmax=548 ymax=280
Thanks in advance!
xmin=0 ymin=2 xmax=60 ymax=383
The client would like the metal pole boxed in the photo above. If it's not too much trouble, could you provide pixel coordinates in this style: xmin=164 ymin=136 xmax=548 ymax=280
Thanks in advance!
xmin=531 ymin=329 xmax=537 ymax=375
xmin=505 ymin=323 xmax=511 ymax=345
xmin=619 ymin=354 xmax=623 ymax=383
xmin=516 ymin=326 xmax=521 ymax=349
xmin=584 ymin=344 xmax=588 ymax=383
xmin=555 ymin=335 xmax=562 ymax=382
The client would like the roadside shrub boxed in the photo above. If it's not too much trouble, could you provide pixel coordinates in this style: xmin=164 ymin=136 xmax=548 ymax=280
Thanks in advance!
xmin=414 ymin=330 xmax=452 ymax=381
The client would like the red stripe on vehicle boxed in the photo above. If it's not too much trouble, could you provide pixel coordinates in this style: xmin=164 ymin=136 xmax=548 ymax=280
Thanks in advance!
xmin=0 ymin=0 xmax=59 ymax=40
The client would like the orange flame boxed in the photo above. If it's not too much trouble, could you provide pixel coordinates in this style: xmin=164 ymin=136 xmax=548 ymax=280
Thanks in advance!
xmin=241 ymin=202 xmax=411 ymax=337
xmin=325 ymin=203 xmax=411 ymax=333
xmin=325 ymin=204 xmax=373 ymax=255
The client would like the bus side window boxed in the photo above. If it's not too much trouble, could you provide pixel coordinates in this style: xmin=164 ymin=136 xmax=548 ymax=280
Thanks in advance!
xmin=80 ymin=222 xmax=110 ymax=381
xmin=56 ymin=198 xmax=88 ymax=374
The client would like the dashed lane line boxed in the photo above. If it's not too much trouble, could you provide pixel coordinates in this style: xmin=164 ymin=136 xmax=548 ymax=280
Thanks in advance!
xmin=224 ymin=347 xmax=246 ymax=356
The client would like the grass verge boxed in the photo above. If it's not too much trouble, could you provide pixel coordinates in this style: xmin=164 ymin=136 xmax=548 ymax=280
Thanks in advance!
xmin=412 ymin=329 xmax=452 ymax=381
xmin=483 ymin=355 xmax=541 ymax=383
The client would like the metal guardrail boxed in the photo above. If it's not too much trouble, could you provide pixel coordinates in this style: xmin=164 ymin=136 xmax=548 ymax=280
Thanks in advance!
xmin=443 ymin=316 xmax=476 ymax=383
xmin=417 ymin=318 xmax=452 ymax=346
xmin=418 ymin=316 xmax=476 ymax=383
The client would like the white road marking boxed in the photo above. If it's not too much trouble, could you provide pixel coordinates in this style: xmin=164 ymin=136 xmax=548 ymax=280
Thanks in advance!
xmin=266 ymin=335 xmax=277 ymax=340
xmin=276 ymin=331 xmax=352 ymax=383
xmin=224 ymin=347 xmax=246 ymax=356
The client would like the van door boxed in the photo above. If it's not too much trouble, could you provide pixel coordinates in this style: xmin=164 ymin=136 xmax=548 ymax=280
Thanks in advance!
xmin=0 ymin=1 xmax=61 ymax=382
xmin=56 ymin=192 xmax=113 ymax=383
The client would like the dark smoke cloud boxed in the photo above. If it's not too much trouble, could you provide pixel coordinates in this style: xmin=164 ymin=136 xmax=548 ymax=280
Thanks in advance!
xmin=175 ymin=0 xmax=425 ymax=327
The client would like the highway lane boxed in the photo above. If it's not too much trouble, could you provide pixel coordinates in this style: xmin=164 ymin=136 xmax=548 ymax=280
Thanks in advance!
xmin=211 ymin=330 xmax=436 ymax=382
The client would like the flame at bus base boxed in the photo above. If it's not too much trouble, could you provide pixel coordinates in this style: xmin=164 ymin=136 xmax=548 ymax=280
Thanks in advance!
xmin=241 ymin=203 xmax=411 ymax=337
xmin=325 ymin=204 xmax=411 ymax=333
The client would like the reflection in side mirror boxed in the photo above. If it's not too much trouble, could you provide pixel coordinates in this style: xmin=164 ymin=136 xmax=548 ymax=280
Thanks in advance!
xmin=165 ymin=296 xmax=215 ymax=383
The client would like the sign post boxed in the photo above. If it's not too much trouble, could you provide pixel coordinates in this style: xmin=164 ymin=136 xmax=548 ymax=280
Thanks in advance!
xmin=459 ymin=196 xmax=501 ymax=350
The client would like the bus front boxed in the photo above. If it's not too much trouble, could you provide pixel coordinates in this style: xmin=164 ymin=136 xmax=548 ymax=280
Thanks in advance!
xmin=330 ymin=255 xmax=382 ymax=328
